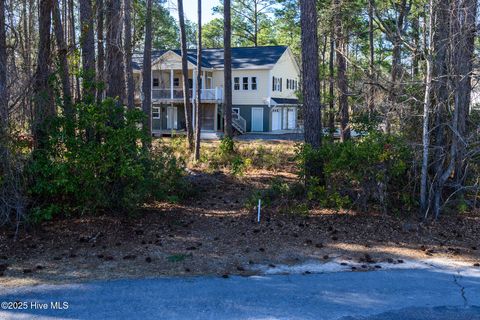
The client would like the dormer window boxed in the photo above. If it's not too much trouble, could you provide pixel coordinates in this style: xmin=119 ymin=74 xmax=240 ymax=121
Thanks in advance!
xmin=153 ymin=78 xmax=159 ymax=87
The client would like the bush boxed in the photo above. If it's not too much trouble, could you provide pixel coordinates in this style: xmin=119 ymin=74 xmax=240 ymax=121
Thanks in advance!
xmin=27 ymin=98 xmax=186 ymax=222
xmin=296 ymin=132 xmax=414 ymax=213
xmin=198 ymin=137 xmax=253 ymax=176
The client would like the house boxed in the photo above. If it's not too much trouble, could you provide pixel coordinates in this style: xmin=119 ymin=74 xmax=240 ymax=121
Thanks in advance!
xmin=132 ymin=45 xmax=301 ymax=136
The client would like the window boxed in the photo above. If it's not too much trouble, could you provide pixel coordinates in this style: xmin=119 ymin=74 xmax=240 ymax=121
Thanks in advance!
xmin=173 ymin=77 xmax=180 ymax=87
xmin=188 ymin=79 xmax=193 ymax=89
xmin=287 ymin=79 xmax=290 ymax=90
xmin=153 ymin=78 xmax=159 ymax=87
xmin=152 ymin=107 xmax=160 ymax=119
xmin=272 ymin=77 xmax=275 ymax=91
xmin=251 ymin=77 xmax=257 ymax=90
xmin=273 ymin=77 xmax=282 ymax=91
xmin=232 ymin=108 xmax=240 ymax=115
xmin=243 ymin=77 xmax=249 ymax=90
xmin=234 ymin=77 xmax=240 ymax=90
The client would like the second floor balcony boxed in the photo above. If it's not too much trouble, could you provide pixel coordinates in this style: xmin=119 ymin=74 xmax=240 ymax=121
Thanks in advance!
xmin=151 ymin=87 xmax=223 ymax=102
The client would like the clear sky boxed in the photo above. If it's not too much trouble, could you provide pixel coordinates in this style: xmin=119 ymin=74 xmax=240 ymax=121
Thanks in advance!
xmin=166 ymin=0 xmax=220 ymax=25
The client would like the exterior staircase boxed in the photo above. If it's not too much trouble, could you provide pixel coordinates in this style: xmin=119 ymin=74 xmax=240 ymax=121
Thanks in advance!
xmin=232 ymin=113 xmax=247 ymax=134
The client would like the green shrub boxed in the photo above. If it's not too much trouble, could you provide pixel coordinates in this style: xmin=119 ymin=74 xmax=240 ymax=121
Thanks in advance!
xmin=219 ymin=136 xmax=235 ymax=156
xmin=27 ymin=98 xmax=187 ymax=222
xmin=296 ymin=132 xmax=414 ymax=212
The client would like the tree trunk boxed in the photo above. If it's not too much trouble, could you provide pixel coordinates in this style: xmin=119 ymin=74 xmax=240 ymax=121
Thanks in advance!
xmin=177 ymin=0 xmax=193 ymax=150
xmin=79 ymin=0 xmax=96 ymax=102
xmin=420 ymin=0 xmax=434 ymax=218
xmin=124 ymin=0 xmax=134 ymax=109
xmin=141 ymin=0 xmax=152 ymax=147
xmin=105 ymin=0 xmax=125 ymax=101
xmin=334 ymin=0 xmax=350 ymax=141
xmin=223 ymin=0 xmax=233 ymax=138
xmin=454 ymin=0 xmax=477 ymax=189
xmin=194 ymin=0 xmax=202 ymax=161
xmin=411 ymin=15 xmax=420 ymax=78
xmin=69 ymin=0 xmax=81 ymax=102
xmin=33 ymin=0 xmax=54 ymax=149
xmin=367 ymin=0 xmax=375 ymax=115
xmin=328 ymin=31 xmax=335 ymax=134
xmin=52 ymin=0 xmax=72 ymax=118
xmin=96 ymin=0 xmax=105 ymax=103
xmin=300 ymin=0 xmax=323 ymax=180
xmin=0 ymin=0 xmax=7 ymax=143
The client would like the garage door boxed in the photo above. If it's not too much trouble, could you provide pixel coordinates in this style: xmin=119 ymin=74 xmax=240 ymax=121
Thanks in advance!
xmin=287 ymin=108 xmax=296 ymax=129
xmin=251 ymin=108 xmax=264 ymax=132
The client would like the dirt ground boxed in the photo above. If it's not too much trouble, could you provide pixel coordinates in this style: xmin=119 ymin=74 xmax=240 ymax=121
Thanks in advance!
xmin=1 ymin=140 xmax=479 ymax=287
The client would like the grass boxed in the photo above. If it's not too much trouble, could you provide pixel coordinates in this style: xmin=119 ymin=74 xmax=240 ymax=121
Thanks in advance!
xmin=155 ymin=136 xmax=296 ymax=174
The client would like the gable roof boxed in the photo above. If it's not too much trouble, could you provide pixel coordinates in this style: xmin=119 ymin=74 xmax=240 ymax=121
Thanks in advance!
xmin=132 ymin=46 xmax=289 ymax=70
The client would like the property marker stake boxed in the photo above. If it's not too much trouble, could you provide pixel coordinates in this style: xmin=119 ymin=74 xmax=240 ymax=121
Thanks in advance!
xmin=257 ymin=199 xmax=261 ymax=223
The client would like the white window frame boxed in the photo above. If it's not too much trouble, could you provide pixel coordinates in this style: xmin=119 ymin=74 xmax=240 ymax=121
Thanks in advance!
xmin=153 ymin=78 xmax=160 ymax=87
xmin=251 ymin=77 xmax=257 ymax=90
xmin=232 ymin=107 xmax=240 ymax=115
xmin=242 ymin=77 xmax=249 ymax=90
xmin=234 ymin=77 xmax=240 ymax=90
xmin=152 ymin=107 xmax=161 ymax=119
xmin=273 ymin=77 xmax=281 ymax=92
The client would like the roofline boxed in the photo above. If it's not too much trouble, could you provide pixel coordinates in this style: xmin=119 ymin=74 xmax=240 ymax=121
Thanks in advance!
xmin=134 ymin=45 xmax=292 ymax=71
xmin=286 ymin=47 xmax=301 ymax=75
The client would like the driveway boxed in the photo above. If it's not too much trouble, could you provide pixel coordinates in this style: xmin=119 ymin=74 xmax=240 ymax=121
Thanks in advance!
xmin=1 ymin=268 xmax=479 ymax=320
xmin=236 ymin=132 xmax=304 ymax=141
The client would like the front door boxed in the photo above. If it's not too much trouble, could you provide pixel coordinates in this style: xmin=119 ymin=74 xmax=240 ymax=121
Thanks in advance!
xmin=166 ymin=106 xmax=177 ymax=129
xmin=251 ymin=107 xmax=264 ymax=132
xmin=271 ymin=108 xmax=282 ymax=131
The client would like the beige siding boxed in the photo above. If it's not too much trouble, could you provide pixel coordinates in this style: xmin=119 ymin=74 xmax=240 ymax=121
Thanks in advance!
xmin=133 ymin=47 xmax=299 ymax=106
xmin=271 ymin=49 xmax=300 ymax=99
xmin=213 ymin=69 xmax=271 ymax=105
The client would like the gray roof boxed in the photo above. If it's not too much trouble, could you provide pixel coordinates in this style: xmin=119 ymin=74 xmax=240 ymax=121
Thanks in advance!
xmin=132 ymin=46 xmax=289 ymax=70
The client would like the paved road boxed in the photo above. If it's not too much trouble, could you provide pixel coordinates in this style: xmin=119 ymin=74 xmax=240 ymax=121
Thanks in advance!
xmin=1 ymin=269 xmax=479 ymax=320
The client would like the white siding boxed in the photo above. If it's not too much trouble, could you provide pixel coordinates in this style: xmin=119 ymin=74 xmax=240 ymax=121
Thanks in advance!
xmin=270 ymin=49 xmax=300 ymax=99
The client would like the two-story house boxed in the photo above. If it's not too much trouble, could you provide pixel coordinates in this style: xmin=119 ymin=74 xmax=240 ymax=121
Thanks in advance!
xmin=133 ymin=45 xmax=301 ymax=136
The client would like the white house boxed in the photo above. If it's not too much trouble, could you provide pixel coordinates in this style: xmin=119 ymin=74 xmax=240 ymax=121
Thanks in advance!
xmin=133 ymin=45 xmax=301 ymax=135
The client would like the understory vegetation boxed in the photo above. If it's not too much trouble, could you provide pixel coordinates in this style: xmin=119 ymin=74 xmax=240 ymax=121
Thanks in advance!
xmin=4 ymin=99 xmax=188 ymax=224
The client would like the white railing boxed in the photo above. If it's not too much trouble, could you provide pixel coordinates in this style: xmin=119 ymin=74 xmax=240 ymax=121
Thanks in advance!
xmin=232 ymin=112 xmax=246 ymax=133
xmin=151 ymin=88 xmax=222 ymax=101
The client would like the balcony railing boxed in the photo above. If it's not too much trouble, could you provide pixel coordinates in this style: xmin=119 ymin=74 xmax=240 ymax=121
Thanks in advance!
xmin=151 ymin=88 xmax=222 ymax=101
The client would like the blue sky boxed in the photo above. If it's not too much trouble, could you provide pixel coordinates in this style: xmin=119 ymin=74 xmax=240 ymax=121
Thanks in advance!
xmin=166 ymin=0 xmax=220 ymax=24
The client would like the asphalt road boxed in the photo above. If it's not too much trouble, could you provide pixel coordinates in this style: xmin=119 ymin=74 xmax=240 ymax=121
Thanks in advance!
xmin=1 ymin=269 xmax=479 ymax=320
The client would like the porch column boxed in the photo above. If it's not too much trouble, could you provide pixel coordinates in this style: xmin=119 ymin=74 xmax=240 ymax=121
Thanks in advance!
xmin=285 ymin=107 xmax=289 ymax=130
xmin=214 ymin=103 xmax=218 ymax=131
xmin=281 ymin=107 xmax=284 ymax=130
xmin=170 ymin=69 xmax=174 ymax=100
